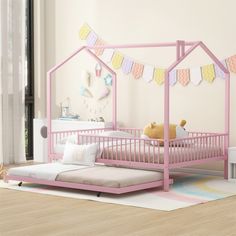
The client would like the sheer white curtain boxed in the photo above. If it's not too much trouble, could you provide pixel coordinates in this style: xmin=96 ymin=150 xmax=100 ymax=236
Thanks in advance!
xmin=0 ymin=0 xmax=27 ymax=164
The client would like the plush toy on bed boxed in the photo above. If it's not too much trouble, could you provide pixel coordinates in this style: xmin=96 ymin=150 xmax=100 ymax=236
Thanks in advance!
xmin=142 ymin=120 xmax=188 ymax=145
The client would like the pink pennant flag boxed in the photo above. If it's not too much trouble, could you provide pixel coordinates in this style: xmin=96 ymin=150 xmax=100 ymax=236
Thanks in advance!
xmin=132 ymin=63 xmax=144 ymax=79
xmin=94 ymin=39 xmax=105 ymax=56
xmin=226 ymin=55 xmax=236 ymax=73
xmin=122 ymin=57 xmax=133 ymax=74
xmin=86 ymin=31 xmax=98 ymax=46
xmin=169 ymin=70 xmax=177 ymax=86
xmin=177 ymin=69 xmax=190 ymax=86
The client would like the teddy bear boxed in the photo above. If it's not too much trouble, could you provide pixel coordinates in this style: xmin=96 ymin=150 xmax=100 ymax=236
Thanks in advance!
xmin=142 ymin=120 xmax=188 ymax=145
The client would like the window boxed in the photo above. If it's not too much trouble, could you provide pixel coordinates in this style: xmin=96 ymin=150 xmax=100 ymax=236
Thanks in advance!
xmin=25 ymin=0 xmax=34 ymax=160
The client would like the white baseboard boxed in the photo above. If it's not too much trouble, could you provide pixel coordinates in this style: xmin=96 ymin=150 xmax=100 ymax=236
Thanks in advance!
xmin=171 ymin=167 xmax=224 ymax=176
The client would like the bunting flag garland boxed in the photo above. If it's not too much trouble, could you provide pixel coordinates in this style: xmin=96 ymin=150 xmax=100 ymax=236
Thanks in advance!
xmin=190 ymin=67 xmax=202 ymax=85
xmin=122 ymin=57 xmax=133 ymax=74
xmin=111 ymin=52 xmax=124 ymax=69
xmin=79 ymin=23 xmax=236 ymax=87
xmin=132 ymin=63 xmax=144 ymax=79
xmin=169 ymin=70 xmax=177 ymax=86
xmin=142 ymin=65 xmax=154 ymax=83
xmin=154 ymin=68 xmax=165 ymax=85
xmin=226 ymin=55 xmax=236 ymax=73
xmin=177 ymin=69 xmax=190 ymax=86
xmin=201 ymin=64 xmax=215 ymax=83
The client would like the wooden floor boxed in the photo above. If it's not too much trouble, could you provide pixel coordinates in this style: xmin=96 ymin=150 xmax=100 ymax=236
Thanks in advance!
xmin=1 ymin=188 xmax=236 ymax=236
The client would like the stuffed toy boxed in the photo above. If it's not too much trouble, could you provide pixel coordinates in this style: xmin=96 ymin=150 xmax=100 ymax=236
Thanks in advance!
xmin=142 ymin=120 xmax=188 ymax=145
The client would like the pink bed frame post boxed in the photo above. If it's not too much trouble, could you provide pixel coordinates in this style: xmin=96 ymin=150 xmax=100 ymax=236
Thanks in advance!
xmin=163 ymin=40 xmax=186 ymax=191
xmin=112 ymin=74 xmax=117 ymax=130
xmin=198 ymin=42 xmax=230 ymax=179
xmin=163 ymin=68 xmax=170 ymax=191
xmin=47 ymin=71 xmax=52 ymax=162
xmin=224 ymin=73 xmax=230 ymax=179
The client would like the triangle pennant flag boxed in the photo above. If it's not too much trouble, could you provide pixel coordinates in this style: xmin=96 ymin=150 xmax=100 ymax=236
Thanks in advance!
xmin=214 ymin=60 xmax=228 ymax=79
xmin=101 ymin=48 xmax=114 ymax=63
xmin=122 ymin=57 xmax=133 ymax=74
xmin=142 ymin=65 xmax=154 ymax=83
xmin=94 ymin=39 xmax=105 ymax=56
xmin=169 ymin=70 xmax=177 ymax=86
xmin=132 ymin=63 xmax=144 ymax=79
xmin=86 ymin=31 xmax=98 ymax=46
xmin=190 ymin=67 xmax=202 ymax=85
xmin=112 ymin=52 xmax=124 ymax=69
xmin=154 ymin=68 xmax=165 ymax=85
xmin=226 ymin=55 xmax=236 ymax=73
xmin=79 ymin=23 xmax=91 ymax=40
xmin=178 ymin=69 xmax=190 ymax=86
xmin=201 ymin=64 xmax=215 ymax=83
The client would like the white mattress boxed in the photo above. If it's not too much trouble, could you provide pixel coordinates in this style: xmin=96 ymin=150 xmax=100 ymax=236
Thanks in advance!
xmin=7 ymin=163 xmax=91 ymax=181
xmin=56 ymin=165 xmax=163 ymax=188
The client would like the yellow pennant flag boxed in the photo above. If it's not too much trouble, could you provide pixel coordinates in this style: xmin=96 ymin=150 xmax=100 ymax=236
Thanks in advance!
xmin=79 ymin=23 xmax=91 ymax=40
xmin=201 ymin=64 xmax=215 ymax=83
xmin=154 ymin=68 xmax=165 ymax=85
xmin=112 ymin=52 xmax=124 ymax=69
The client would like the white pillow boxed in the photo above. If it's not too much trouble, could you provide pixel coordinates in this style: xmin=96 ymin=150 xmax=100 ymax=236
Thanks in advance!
xmin=62 ymin=143 xmax=98 ymax=166
xmin=99 ymin=130 xmax=134 ymax=138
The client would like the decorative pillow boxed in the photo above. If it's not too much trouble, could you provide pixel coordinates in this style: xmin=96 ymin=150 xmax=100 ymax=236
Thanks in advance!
xmin=62 ymin=143 xmax=98 ymax=166
xmin=99 ymin=130 xmax=134 ymax=138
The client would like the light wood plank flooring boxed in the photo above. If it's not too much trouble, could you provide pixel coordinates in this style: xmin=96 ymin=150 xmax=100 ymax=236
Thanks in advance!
xmin=1 ymin=187 xmax=236 ymax=236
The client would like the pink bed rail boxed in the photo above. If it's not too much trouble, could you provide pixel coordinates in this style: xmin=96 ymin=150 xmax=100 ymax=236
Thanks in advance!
xmin=50 ymin=128 xmax=227 ymax=170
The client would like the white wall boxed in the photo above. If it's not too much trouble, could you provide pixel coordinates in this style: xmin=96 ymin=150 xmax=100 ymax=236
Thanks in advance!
xmin=35 ymin=0 xmax=236 ymax=152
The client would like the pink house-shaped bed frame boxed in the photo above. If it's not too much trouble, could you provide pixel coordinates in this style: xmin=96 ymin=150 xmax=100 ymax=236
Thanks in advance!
xmin=47 ymin=40 xmax=230 ymax=191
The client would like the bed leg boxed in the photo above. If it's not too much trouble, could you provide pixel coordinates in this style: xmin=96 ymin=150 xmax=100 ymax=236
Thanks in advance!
xmin=18 ymin=182 xmax=23 ymax=187
xmin=163 ymin=180 xmax=169 ymax=192
xmin=224 ymin=159 xmax=228 ymax=179
xmin=97 ymin=192 xmax=102 ymax=197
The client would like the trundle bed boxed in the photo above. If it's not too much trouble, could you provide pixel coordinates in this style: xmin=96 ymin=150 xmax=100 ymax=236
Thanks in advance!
xmin=5 ymin=40 xmax=230 ymax=194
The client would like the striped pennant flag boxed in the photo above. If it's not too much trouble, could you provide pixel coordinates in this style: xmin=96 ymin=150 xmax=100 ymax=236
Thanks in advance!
xmin=214 ymin=60 xmax=228 ymax=79
xmin=169 ymin=70 xmax=177 ymax=86
xmin=142 ymin=65 xmax=154 ymax=83
xmin=122 ymin=57 xmax=133 ymax=74
xmin=177 ymin=69 xmax=190 ymax=86
xmin=132 ymin=63 xmax=144 ymax=79
xmin=79 ymin=23 xmax=91 ymax=40
xmin=94 ymin=39 xmax=105 ymax=56
xmin=226 ymin=55 xmax=236 ymax=73
xmin=111 ymin=52 xmax=124 ymax=69
xmin=154 ymin=68 xmax=165 ymax=85
xmin=86 ymin=31 xmax=98 ymax=46
xmin=101 ymin=48 xmax=114 ymax=63
xmin=190 ymin=67 xmax=202 ymax=85
xmin=201 ymin=64 xmax=215 ymax=83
